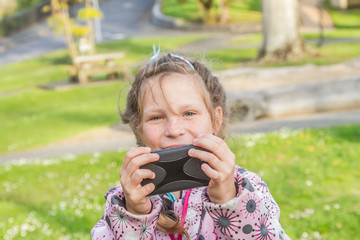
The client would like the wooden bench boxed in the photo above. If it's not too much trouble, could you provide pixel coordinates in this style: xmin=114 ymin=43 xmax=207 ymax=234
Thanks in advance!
xmin=69 ymin=52 xmax=126 ymax=84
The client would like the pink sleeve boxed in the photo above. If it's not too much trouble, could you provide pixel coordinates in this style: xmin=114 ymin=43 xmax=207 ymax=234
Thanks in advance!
xmin=202 ymin=166 xmax=291 ymax=239
xmin=91 ymin=185 xmax=163 ymax=240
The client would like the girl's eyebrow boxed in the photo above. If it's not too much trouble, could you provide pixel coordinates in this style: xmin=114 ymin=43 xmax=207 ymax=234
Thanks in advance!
xmin=143 ymin=107 xmax=163 ymax=114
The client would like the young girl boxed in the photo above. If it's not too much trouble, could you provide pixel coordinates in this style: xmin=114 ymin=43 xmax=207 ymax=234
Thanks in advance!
xmin=92 ymin=53 xmax=290 ymax=240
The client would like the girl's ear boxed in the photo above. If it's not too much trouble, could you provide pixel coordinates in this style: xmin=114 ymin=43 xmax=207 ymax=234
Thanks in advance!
xmin=212 ymin=106 xmax=223 ymax=135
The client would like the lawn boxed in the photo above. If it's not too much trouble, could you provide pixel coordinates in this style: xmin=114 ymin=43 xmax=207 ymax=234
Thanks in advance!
xmin=0 ymin=35 xmax=207 ymax=153
xmin=162 ymin=0 xmax=261 ymax=24
xmin=206 ymin=41 xmax=360 ymax=69
xmin=1 ymin=124 xmax=359 ymax=239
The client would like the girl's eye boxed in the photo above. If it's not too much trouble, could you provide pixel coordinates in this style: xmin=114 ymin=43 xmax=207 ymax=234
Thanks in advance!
xmin=184 ymin=111 xmax=196 ymax=117
xmin=150 ymin=116 xmax=163 ymax=121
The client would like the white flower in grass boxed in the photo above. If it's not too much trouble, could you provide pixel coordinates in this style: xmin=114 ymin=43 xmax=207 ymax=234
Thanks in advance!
xmin=93 ymin=152 xmax=101 ymax=158
xmin=301 ymin=232 xmax=309 ymax=239
xmin=245 ymin=141 xmax=255 ymax=147
xmin=324 ymin=205 xmax=331 ymax=211
xmin=280 ymin=129 xmax=291 ymax=139
xmin=48 ymin=210 xmax=57 ymax=216
xmin=305 ymin=180 xmax=313 ymax=186
xmin=89 ymin=158 xmax=100 ymax=165
xmin=304 ymin=208 xmax=314 ymax=215
xmin=86 ymin=204 xmax=94 ymax=210
xmin=59 ymin=201 xmax=67 ymax=211
xmin=4 ymin=165 xmax=12 ymax=172
xmin=333 ymin=203 xmax=340 ymax=209
xmin=75 ymin=209 xmax=83 ymax=217
xmin=8 ymin=144 xmax=16 ymax=151
xmin=20 ymin=223 xmax=31 ymax=237
xmin=61 ymin=235 xmax=72 ymax=240
xmin=312 ymin=231 xmax=322 ymax=239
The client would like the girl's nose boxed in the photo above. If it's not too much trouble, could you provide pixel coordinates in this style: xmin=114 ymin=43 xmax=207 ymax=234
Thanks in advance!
xmin=164 ymin=118 xmax=185 ymax=137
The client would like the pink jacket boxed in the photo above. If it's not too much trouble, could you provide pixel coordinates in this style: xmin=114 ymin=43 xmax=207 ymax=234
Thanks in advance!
xmin=91 ymin=166 xmax=290 ymax=239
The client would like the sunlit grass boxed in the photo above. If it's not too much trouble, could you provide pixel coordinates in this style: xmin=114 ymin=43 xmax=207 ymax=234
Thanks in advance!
xmin=207 ymin=41 xmax=360 ymax=68
xmin=231 ymin=124 xmax=360 ymax=239
xmin=0 ymin=35 xmax=207 ymax=154
xmin=0 ymin=82 xmax=128 ymax=153
xmin=304 ymin=6 xmax=360 ymax=39
xmin=1 ymin=124 xmax=359 ymax=239
xmin=162 ymin=0 xmax=261 ymax=24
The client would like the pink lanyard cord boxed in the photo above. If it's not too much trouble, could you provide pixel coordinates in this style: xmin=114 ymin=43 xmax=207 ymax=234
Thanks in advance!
xmin=170 ymin=189 xmax=191 ymax=240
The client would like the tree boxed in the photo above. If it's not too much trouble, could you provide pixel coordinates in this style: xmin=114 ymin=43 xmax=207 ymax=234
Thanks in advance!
xmin=257 ymin=0 xmax=306 ymax=62
xmin=45 ymin=0 xmax=102 ymax=59
xmin=218 ymin=0 xmax=230 ymax=24
xmin=0 ymin=0 xmax=16 ymax=19
xmin=197 ymin=0 xmax=214 ymax=23
xmin=178 ymin=0 xmax=230 ymax=24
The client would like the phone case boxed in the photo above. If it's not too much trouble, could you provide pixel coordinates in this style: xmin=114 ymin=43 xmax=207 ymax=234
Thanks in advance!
xmin=140 ymin=144 xmax=210 ymax=195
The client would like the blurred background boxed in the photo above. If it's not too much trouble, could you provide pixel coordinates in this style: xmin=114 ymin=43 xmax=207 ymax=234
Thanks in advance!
xmin=0 ymin=0 xmax=359 ymax=239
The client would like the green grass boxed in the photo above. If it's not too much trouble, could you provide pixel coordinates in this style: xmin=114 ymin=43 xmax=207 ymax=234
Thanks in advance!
xmin=0 ymin=35 xmax=209 ymax=153
xmin=207 ymin=41 xmax=360 ymax=68
xmin=0 ymin=82 xmax=128 ymax=153
xmin=1 ymin=124 xmax=359 ymax=239
xmin=228 ymin=124 xmax=360 ymax=239
xmin=304 ymin=6 xmax=360 ymax=39
xmin=162 ymin=0 xmax=261 ymax=24
xmin=229 ymin=33 xmax=262 ymax=45
xmin=205 ymin=47 xmax=258 ymax=70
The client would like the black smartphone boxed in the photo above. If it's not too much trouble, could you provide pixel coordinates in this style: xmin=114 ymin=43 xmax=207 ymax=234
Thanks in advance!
xmin=140 ymin=144 xmax=210 ymax=195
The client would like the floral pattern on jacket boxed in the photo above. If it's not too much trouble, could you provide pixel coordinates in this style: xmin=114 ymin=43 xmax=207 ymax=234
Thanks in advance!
xmin=91 ymin=166 xmax=290 ymax=240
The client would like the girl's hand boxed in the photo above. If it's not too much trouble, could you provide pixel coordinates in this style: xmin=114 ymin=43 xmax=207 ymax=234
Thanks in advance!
xmin=119 ymin=147 xmax=159 ymax=215
xmin=190 ymin=134 xmax=236 ymax=204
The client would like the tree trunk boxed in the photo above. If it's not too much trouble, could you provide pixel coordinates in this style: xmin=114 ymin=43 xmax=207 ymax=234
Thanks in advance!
xmin=85 ymin=0 xmax=95 ymax=54
xmin=197 ymin=0 xmax=214 ymax=23
xmin=218 ymin=0 xmax=229 ymax=24
xmin=51 ymin=0 xmax=78 ymax=59
xmin=258 ymin=0 xmax=305 ymax=62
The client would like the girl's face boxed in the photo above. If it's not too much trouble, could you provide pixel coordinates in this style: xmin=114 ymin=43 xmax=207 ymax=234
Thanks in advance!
xmin=140 ymin=73 xmax=222 ymax=150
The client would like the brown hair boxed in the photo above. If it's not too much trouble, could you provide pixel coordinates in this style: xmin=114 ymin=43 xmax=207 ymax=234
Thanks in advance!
xmin=120 ymin=53 xmax=228 ymax=237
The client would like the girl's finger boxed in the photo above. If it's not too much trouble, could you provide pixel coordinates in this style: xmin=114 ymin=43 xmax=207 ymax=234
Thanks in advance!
xmin=139 ymin=183 xmax=156 ymax=196
xmin=192 ymin=134 xmax=228 ymax=159
xmin=129 ymin=168 xmax=156 ymax=188
xmin=124 ymin=153 xmax=159 ymax=180
xmin=188 ymin=148 xmax=221 ymax=171
xmin=201 ymin=163 xmax=220 ymax=181
xmin=122 ymin=147 xmax=152 ymax=169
